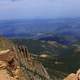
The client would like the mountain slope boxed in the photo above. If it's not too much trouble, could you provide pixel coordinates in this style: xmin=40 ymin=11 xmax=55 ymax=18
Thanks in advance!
xmin=0 ymin=37 xmax=51 ymax=80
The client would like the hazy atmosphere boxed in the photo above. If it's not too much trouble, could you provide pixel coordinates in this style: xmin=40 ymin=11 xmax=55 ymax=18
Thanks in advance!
xmin=0 ymin=0 xmax=80 ymax=80
xmin=0 ymin=0 xmax=80 ymax=20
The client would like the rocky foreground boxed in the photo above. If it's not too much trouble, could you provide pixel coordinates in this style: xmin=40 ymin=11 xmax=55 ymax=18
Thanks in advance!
xmin=0 ymin=37 xmax=50 ymax=80
xmin=64 ymin=69 xmax=80 ymax=80
xmin=1 ymin=37 xmax=80 ymax=80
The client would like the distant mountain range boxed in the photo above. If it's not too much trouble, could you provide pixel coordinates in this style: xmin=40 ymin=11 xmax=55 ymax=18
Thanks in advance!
xmin=0 ymin=18 xmax=80 ymax=44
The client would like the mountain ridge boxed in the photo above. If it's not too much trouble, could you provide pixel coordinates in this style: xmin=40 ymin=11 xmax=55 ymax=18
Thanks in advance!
xmin=0 ymin=37 xmax=51 ymax=80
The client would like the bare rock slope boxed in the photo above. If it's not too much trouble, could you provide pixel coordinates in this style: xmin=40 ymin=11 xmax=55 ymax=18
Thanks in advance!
xmin=64 ymin=69 xmax=80 ymax=80
xmin=0 ymin=37 xmax=50 ymax=80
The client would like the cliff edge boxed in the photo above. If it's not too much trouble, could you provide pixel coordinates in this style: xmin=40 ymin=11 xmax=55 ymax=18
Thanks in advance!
xmin=0 ymin=37 xmax=50 ymax=80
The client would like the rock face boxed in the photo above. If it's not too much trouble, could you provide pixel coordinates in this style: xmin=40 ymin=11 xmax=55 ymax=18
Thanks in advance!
xmin=0 ymin=37 xmax=50 ymax=80
xmin=64 ymin=69 xmax=80 ymax=80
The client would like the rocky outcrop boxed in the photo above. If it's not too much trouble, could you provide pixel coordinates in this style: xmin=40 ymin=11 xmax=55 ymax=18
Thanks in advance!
xmin=0 ymin=37 xmax=50 ymax=80
xmin=64 ymin=69 xmax=80 ymax=80
xmin=17 ymin=45 xmax=50 ymax=80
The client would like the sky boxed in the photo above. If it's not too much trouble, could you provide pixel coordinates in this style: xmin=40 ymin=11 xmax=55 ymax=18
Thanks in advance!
xmin=0 ymin=0 xmax=80 ymax=20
